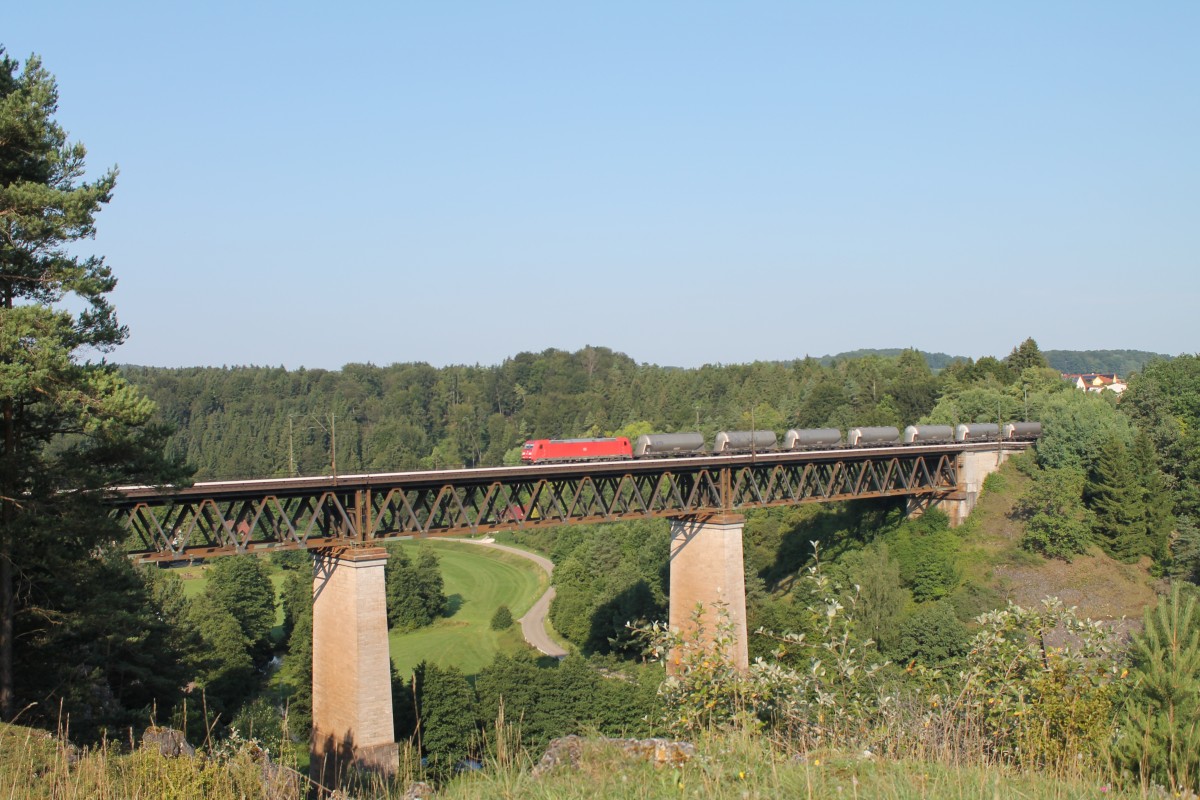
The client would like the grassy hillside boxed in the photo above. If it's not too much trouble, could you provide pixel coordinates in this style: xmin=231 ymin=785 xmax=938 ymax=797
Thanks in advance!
xmin=954 ymin=459 xmax=1160 ymax=625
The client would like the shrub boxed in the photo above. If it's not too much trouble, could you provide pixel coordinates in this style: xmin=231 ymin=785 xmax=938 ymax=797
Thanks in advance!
xmin=957 ymin=599 xmax=1119 ymax=773
xmin=892 ymin=601 xmax=968 ymax=666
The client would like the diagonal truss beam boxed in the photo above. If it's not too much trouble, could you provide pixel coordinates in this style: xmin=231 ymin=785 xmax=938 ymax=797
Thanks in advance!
xmin=113 ymin=449 xmax=975 ymax=562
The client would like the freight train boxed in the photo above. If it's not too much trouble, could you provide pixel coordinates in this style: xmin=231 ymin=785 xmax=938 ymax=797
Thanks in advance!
xmin=520 ymin=422 xmax=1041 ymax=464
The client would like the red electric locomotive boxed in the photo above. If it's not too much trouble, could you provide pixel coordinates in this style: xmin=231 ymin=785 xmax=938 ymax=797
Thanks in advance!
xmin=520 ymin=437 xmax=633 ymax=464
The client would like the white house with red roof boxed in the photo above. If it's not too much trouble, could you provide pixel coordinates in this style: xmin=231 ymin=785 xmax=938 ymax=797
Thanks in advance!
xmin=1062 ymin=373 xmax=1127 ymax=394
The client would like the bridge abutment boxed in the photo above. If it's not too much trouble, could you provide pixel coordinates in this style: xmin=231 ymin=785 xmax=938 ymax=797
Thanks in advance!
xmin=668 ymin=514 xmax=749 ymax=673
xmin=911 ymin=448 xmax=1015 ymax=526
xmin=311 ymin=546 xmax=397 ymax=784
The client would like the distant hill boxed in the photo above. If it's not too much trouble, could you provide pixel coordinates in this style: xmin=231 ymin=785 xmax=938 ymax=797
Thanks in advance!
xmin=818 ymin=349 xmax=966 ymax=371
xmin=813 ymin=347 xmax=1175 ymax=377
xmin=1043 ymin=349 xmax=1172 ymax=376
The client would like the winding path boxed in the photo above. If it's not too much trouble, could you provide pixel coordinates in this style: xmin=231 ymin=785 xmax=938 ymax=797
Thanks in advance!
xmin=451 ymin=538 xmax=568 ymax=658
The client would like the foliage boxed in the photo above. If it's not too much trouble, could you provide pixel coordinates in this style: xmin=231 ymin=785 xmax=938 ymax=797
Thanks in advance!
xmin=1005 ymin=337 xmax=1051 ymax=374
xmin=278 ymin=561 xmax=311 ymax=644
xmin=1119 ymin=354 xmax=1200 ymax=519
xmin=1086 ymin=437 xmax=1151 ymax=562
xmin=1034 ymin=389 xmax=1133 ymax=472
xmin=386 ymin=545 xmax=448 ymax=631
xmin=475 ymin=651 xmax=658 ymax=751
xmin=1043 ymin=349 xmax=1171 ymax=376
xmin=881 ymin=510 xmax=960 ymax=603
xmin=0 ymin=48 xmax=186 ymax=729
xmin=202 ymin=556 xmax=277 ymax=662
xmin=955 ymin=599 xmax=1119 ymax=772
xmin=891 ymin=600 xmax=968 ymax=667
xmin=489 ymin=605 xmax=513 ymax=631
xmin=229 ymin=696 xmax=286 ymax=748
xmin=187 ymin=601 xmax=256 ymax=716
xmin=118 ymin=341 xmax=1067 ymax=483
xmin=1114 ymin=584 xmax=1200 ymax=793
xmin=847 ymin=543 xmax=909 ymax=655
xmin=10 ymin=553 xmax=194 ymax=742
xmin=547 ymin=520 xmax=667 ymax=654
xmin=1170 ymin=516 xmax=1200 ymax=583
xmin=1015 ymin=466 xmax=1091 ymax=559
xmin=636 ymin=546 xmax=891 ymax=749
xmin=416 ymin=662 xmax=478 ymax=777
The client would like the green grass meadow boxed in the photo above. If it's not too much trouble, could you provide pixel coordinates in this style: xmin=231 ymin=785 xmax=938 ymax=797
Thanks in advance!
xmin=387 ymin=539 xmax=548 ymax=678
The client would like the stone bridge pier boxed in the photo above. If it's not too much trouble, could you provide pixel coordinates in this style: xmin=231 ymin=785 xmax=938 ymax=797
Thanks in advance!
xmin=311 ymin=546 xmax=397 ymax=785
xmin=667 ymin=513 xmax=749 ymax=673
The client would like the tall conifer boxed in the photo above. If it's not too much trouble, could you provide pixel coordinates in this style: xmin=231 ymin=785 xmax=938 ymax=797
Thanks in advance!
xmin=1 ymin=48 xmax=183 ymax=722
xmin=1086 ymin=437 xmax=1149 ymax=561
xmin=1117 ymin=585 xmax=1200 ymax=791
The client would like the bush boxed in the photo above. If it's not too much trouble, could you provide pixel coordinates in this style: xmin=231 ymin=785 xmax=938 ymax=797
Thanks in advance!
xmin=892 ymin=601 xmax=968 ymax=666
xmin=958 ymin=599 xmax=1119 ymax=772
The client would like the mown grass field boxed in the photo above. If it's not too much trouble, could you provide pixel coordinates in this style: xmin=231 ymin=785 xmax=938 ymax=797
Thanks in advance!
xmin=388 ymin=539 xmax=548 ymax=679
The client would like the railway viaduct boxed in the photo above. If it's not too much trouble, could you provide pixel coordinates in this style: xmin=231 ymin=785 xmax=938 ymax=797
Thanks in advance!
xmin=112 ymin=441 xmax=1026 ymax=779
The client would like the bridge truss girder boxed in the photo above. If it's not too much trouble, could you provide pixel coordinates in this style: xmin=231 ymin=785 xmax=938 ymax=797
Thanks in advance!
xmin=119 ymin=452 xmax=959 ymax=562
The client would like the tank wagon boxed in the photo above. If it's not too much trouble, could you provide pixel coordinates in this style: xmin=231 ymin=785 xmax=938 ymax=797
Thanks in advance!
xmin=520 ymin=422 xmax=1040 ymax=464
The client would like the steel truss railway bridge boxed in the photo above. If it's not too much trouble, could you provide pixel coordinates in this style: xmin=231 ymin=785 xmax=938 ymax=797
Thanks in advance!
xmin=110 ymin=440 xmax=1030 ymax=780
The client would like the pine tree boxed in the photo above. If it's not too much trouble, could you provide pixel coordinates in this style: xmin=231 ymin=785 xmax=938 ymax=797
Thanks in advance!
xmin=1132 ymin=430 xmax=1175 ymax=567
xmin=1116 ymin=584 xmax=1200 ymax=792
xmin=1005 ymin=337 xmax=1050 ymax=374
xmin=1086 ymin=437 xmax=1149 ymax=561
xmin=1171 ymin=516 xmax=1200 ymax=584
xmin=489 ymin=605 xmax=513 ymax=631
xmin=1 ymin=49 xmax=184 ymax=721
xmin=418 ymin=663 xmax=477 ymax=776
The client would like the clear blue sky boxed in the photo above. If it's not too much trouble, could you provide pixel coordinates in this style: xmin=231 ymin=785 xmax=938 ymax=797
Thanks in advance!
xmin=6 ymin=2 xmax=1197 ymax=369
